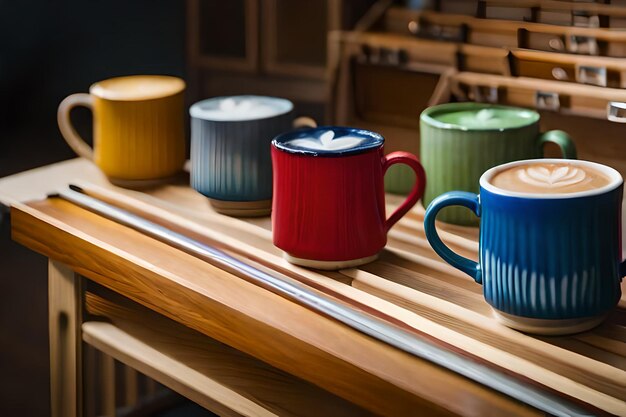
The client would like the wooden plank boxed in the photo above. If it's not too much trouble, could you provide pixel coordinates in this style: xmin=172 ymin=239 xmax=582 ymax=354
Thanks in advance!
xmin=384 ymin=7 xmax=626 ymax=46
xmin=0 ymin=158 xmax=107 ymax=206
xmin=83 ymin=292 xmax=372 ymax=417
xmin=345 ymin=269 xmax=626 ymax=403
xmin=11 ymin=199 xmax=540 ymax=417
xmin=84 ymin=323 xmax=272 ymax=417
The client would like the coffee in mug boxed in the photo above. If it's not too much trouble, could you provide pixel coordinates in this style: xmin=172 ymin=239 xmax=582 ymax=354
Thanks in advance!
xmin=424 ymin=159 xmax=625 ymax=335
xmin=420 ymin=103 xmax=577 ymax=226
xmin=190 ymin=95 xmax=315 ymax=217
xmin=272 ymin=127 xmax=426 ymax=270
xmin=491 ymin=162 xmax=611 ymax=194
xmin=58 ymin=75 xmax=186 ymax=187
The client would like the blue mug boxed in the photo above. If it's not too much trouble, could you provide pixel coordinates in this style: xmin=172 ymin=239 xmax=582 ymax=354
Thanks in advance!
xmin=424 ymin=159 xmax=625 ymax=335
xmin=190 ymin=95 xmax=315 ymax=217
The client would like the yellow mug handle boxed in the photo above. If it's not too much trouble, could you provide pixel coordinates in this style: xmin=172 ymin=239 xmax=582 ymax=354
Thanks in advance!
xmin=57 ymin=93 xmax=94 ymax=160
xmin=292 ymin=116 xmax=317 ymax=129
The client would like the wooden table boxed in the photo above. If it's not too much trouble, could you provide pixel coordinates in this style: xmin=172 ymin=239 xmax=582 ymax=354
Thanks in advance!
xmin=3 ymin=158 xmax=625 ymax=417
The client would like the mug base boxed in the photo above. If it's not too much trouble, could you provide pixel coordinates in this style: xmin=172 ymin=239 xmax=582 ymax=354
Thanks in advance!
xmin=284 ymin=253 xmax=378 ymax=270
xmin=493 ymin=310 xmax=607 ymax=336
xmin=108 ymin=173 xmax=181 ymax=189
xmin=209 ymin=198 xmax=271 ymax=218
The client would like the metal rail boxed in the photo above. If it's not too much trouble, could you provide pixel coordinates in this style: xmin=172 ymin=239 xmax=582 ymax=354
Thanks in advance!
xmin=57 ymin=186 xmax=593 ymax=417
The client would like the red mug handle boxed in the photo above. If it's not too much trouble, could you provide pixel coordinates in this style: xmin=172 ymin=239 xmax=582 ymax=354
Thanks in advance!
xmin=382 ymin=151 xmax=426 ymax=232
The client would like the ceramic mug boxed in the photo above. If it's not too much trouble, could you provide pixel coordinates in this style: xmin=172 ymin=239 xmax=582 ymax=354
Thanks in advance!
xmin=424 ymin=159 xmax=625 ymax=335
xmin=420 ymin=103 xmax=577 ymax=225
xmin=58 ymin=75 xmax=186 ymax=187
xmin=271 ymin=126 xmax=426 ymax=270
xmin=190 ymin=95 xmax=315 ymax=217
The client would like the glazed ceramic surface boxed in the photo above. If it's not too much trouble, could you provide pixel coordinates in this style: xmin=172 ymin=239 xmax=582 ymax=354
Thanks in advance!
xmin=272 ymin=127 xmax=426 ymax=269
xmin=58 ymin=75 xmax=186 ymax=183
xmin=424 ymin=159 xmax=625 ymax=335
xmin=420 ymin=103 xmax=577 ymax=225
xmin=190 ymin=96 xmax=294 ymax=203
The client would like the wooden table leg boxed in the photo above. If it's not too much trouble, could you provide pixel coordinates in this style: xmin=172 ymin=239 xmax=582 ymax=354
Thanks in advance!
xmin=49 ymin=260 xmax=83 ymax=417
xmin=124 ymin=367 xmax=139 ymax=407
xmin=100 ymin=353 xmax=116 ymax=416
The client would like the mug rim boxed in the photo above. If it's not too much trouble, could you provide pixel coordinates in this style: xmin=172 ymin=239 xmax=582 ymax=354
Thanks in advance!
xmin=272 ymin=126 xmax=384 ymax=157
xmin=190 ymin=95 xmax=294 ymax=122
xmin=90 ymin=75 xmax=185 ymax=101
xmin=421 ymin=102 xmax=540 ymax=132
xmin=480 ymin=159 xmax=623 ymax=199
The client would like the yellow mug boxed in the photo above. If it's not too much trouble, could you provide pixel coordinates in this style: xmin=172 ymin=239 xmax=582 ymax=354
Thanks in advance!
xmin=57 ymin=75 xmax=186 ymax=187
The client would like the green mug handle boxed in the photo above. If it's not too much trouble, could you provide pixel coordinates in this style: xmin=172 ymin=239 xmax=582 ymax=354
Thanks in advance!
xmin=537 ymin=130 xmax=577 ymax=159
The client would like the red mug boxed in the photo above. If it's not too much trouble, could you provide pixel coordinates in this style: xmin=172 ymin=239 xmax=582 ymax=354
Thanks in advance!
xmin=271 ymin=126 xmax=426 ymax=270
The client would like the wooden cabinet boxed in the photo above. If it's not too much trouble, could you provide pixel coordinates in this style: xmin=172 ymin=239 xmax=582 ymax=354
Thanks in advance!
xmin=187 ymin=0 xmax=376 ymax=121
xmin=192 ymin=0 xmax=259 ymax=72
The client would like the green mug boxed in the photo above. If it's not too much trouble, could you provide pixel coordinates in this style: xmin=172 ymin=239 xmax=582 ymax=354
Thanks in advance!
xmin=420 ymin=103 xmax=577 ymax=226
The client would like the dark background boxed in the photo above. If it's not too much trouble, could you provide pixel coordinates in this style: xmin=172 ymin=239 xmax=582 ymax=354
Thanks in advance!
xmin=0 ymin=1 xmax=185 ymax=415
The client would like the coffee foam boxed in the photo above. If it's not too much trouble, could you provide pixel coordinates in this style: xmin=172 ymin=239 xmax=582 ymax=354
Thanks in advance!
xmin=90 ymin=75 xmax=185 ymax=101
xmin=491 ymin=162 xmax=611 ymax=194
xmin=286 ymin=130 xmax=364 ymax=151
xmin=190 ymin=96 xmax=292 ymax=121
xmin=428 ymin=106 xmax=538 ymax=130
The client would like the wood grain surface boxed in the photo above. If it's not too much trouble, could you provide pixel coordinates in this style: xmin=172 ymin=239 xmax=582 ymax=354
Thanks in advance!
xmin=5 ymin=159 xmax=626 ymax=416
xmin=384 ymin=7 xmax=626 ymax=45
xmin=12 ymin=197 xmax=542 ymax=417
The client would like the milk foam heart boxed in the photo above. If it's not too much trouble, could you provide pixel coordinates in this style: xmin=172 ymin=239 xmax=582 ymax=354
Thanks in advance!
xmin=287 ymin=130 xmax=365 ymax=151
xmin=190 ymin=96 xmax=292 ymax=121
xmin=518 ymin=165 xmax=586 ymax=188
xmin=491 ymin=162 xmax=611 ymax=194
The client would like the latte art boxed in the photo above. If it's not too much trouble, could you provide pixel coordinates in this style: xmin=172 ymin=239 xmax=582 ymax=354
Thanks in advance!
xmin=518 ymin=165 xmax=586 ymax=188
xmin=491 ymin=163 xmax=611 ymax=194
xmin=287 ymin=130 xmax=365 ymax=151
xmin=190 ymin=96 xmax=292 ymax=121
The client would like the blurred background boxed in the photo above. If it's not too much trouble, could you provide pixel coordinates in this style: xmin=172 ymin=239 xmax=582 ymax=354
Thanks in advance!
xmin=1 ymin=1 xmax=184 ymax=415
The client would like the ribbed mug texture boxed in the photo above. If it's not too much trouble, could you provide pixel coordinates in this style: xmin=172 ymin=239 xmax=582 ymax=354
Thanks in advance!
xmin=272 ymin=147 xmax=388 ymax=261
xmin=421 ymin=121 xmax=540 ymax=225
xmin=94 ymin=93 xmax=186 ymax=180
xmin=191 ymin=112 xmax=293 ymax=202
xmin=479 ymin=185 xmax=623 ymax=319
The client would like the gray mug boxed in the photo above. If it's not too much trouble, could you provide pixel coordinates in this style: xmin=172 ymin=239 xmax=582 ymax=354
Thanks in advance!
xmin=190 ymin=95 xmax=314 ymax=217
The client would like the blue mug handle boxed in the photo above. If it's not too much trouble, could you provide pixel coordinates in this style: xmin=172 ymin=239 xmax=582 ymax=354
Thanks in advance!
xmin=424 ymin=191 xmax=482 ymax=284
xmin=425 ymin=192 xmax=626 ymax=283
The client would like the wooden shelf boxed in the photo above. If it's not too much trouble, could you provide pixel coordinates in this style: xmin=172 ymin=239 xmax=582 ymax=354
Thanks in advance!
xmin=383 ymin=7 xmax=626 ymax=57
xmin=6 ymin=159 xmax=626 ymax=416
xmin=82 ymin=293 xmax=370 ymax=417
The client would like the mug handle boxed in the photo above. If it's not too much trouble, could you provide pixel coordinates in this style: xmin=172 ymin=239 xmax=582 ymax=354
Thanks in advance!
xmin=382 ymin=151 xmax=426 ymax=232
xmin=537 ymin=130 xmax=577 ymax=159
xmin=424 ymin=191 xmax=482 ymax=284
xmin=57 ymin=93 xmax=94 ymax=160
xmin=292 ymin=117 xmax=317 ymax=129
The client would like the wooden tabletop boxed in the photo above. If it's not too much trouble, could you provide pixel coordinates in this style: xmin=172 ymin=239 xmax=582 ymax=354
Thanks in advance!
xmin=4 ymin=158 xmax=626 ymax=416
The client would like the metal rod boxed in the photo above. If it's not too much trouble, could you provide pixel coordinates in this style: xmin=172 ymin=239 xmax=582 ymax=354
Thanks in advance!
xmin=58 ymin=186 xmax=593 ymax=416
